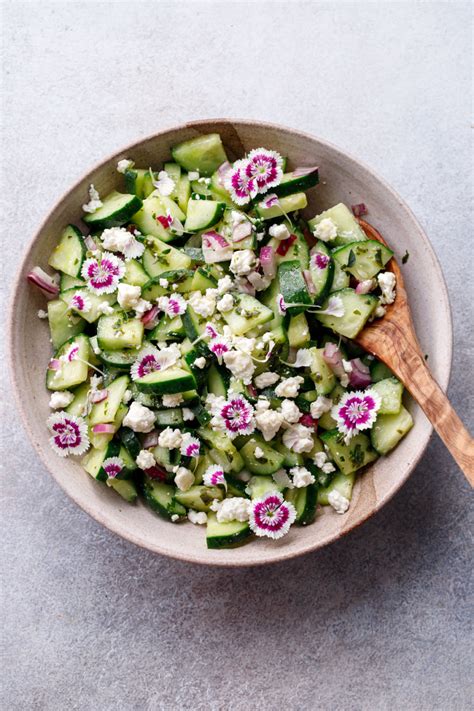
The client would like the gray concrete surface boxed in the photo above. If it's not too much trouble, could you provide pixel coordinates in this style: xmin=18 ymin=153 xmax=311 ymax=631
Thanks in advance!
xmin=1 ymin=2 xmax=473 ymax=710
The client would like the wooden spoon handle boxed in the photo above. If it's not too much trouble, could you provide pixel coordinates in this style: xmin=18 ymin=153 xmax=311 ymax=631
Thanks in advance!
xmin=387 ymin=337 xmax=474 ymax=485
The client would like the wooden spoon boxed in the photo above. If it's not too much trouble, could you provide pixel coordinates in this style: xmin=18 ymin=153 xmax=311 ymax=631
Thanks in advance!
xmin=355 ymin=219 xmax=474 ymax=485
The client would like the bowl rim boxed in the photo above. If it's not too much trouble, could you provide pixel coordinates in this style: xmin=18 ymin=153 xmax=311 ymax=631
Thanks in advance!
xmin=8 ymin=118 xmax=453 ymax=567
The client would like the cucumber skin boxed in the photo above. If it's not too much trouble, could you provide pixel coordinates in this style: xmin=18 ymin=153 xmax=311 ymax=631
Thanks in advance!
xmin=83 ymin=193 xmax=143 ymax=230
xmin=273 ymin=168 xmax=319 ymax=198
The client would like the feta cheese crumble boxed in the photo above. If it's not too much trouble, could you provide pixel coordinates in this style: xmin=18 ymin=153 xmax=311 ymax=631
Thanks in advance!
xmin=159 ymin=278 xmax=169 ymax=288
xmin=194 ymin=357 xmax=207 ymax=369
xmin=255 ymin=409 xmax=284 ymax=441
xmin=272 ymin=469 xmax=294 ymax=489
xmin=82 ymin=184 xmax=102 ymax=214
xmin=216 ymin=293 xmax=234 ymax=313
xmin=37 ymin=309 xmax=48 ymax=319
xmin=162 ymin=393 xmax=183 ymax=407
xmin=269 ymin=223 xmax=291 ymax=240
xmin=136 ymin=449 xmax=156 ymax=470
xmin=275 ymin=376 xmax=304 ymax=399
xmin=188 ymin=510 xmax=207 ymax=525
xmin=254 ymin=371 xmax=280 ymax=389
xmin=282 ymin=423 xmax=314 ymax=453
xmin=117 ymin=283 xmax=142 ymax=311
xmin=313 ymin=451 xmax=336 ymax=474
xmin=313 ymin=217 xmax=338 ymax=242
xmin=229 ymin=249 xmax=257 ymax=276
xmin=217 ymin=275 xmax=233 ymax=294
xmin=153 ymin=170 xmax=175 ymax=197
xmin=279 ymin=399 xmax=301 ymax=424
xmin=213 ymin=497 xmax=251 ymax=523
xmin=310 ymin=396 xmax=333 ymax=419
xmin=97 ymin=302 xmax=114 ymax=315
xmin=223 ymin=350 xmax=256 ymax=384
xmin=254 ymin=446 xmax=264 ymax=459
xmin=328 ymin=490 xmax=350 ymax=514
xmin=290 ymin=466 xmax=315 ymax=488
xmin=49 ymin=391 xmax=74 ymax=409
xmin=158 ymin=427 xmax=183 ymax=449
xmin=377 ymin=271 xmax=397 ymax=305
xmin=188 ymin=290 xmax=216 ymax=318
xmin=122 ymin=401 xmax=156 ymax=433
xmin=116 ymin=158 xmax=135 ymax=173
xmin=174 ymin=467 xmax=194 ymax=492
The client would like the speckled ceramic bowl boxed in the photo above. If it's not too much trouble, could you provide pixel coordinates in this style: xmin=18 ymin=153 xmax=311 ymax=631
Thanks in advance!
xmin=9 ymin=119 xmax=452 ymax=566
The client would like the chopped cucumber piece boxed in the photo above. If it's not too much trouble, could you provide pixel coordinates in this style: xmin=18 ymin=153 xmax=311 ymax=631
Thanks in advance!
xmin=255 ymin=192 xmax=307 ymax=219
xmin=371 ymin=405 xmax=414 ymax=454
xmin=83 ymin=191 xmax=142 ymax=230
xmin=171 ymin=133 xmax=228 ymax=176
xmin=314 ymin=288 xmax=378 ymax=339
xmin=287 ymin=312 xmax=310 ymax=348
xmin=142 ymin=478 xmax=186 ymax=520
xmin=206 ymin=513 xmax=251 ymax=549
xmin=308 ymin=203 xmax=366 ymax=246
xmin=320 ymin=430 xmax=378 ymax=476
xmin=184 ymin=199 xmax=225 ymax=232
xmin=61 ymin=288 xmax=116 ymax=324
xmin=308 ymin=347 xmax=337 ymax=395
xmin=132 ymin=193 xmax=186 ymax=242
xmin=46 ymin=334 xmax=90 ymax=391
xmin=278 ymin=260 xmax=312 ymax=315
xmin=122 ymin=259 xmax=149 ymax=287
xmin=47 ymin=298 xmax=86 ymax=349
xmin=318 ymin=471 xmax=355 ymax=506
xmin=274 ymin=167 xmax=319 ymax=198
xmin=48 ymin=225 xmax=85 ymax=277
xmin=142 ymin=236 xmax=191 ymax=278
xmin=309 ymin=241 xmax=334 ymax=304
xmin=239 ymin=437 xmax=285 ymax=475
xmin=222 ymin=293 xmax=273 ymax=336
xmin=134 ymin=366 xmax=196 ymax=394
xmin=108 ymin=477 xmax=138 ymax=503
xmin=89 ymin=375 xmax=129 ymax=426
xmin=371 ymin=377 xmax=404 ymax=415
xmin=285 ymin=484 xmax=318 ymax=525
xmin=97 ymin=312 xmax=144 ymax=351
xmin=332 ymin=240 xmax=393 ymax=281
xmin=174 ymin=485 xmax=224 ymax=512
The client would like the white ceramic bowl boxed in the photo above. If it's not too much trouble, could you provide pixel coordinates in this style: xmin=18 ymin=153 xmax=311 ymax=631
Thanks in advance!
xmin=9 ymin=119 xmax=452 ymax=566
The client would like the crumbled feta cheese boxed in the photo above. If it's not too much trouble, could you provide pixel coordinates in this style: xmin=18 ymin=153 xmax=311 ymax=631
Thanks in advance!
xmin=214 ymin=497 xmax=251 ymax=523
xmin=229 ymin=249 xmax=257 ymax=276
xmin=328 ymin=490 xmax=350 ymax=514
xmin=223 ymin=350 xmax=256 ymax=384
xmin=182 ymin=408 xmax=195 ymax=421
xmin=188 ymin=171 xmax=200 ymax=181
xmin=374 ymin=304 xmax=386 ymax=318
xmin=290 ymin=466 xmax=315 ymax=488
xmin=232 ymin=336 xmax=255 ymax=354
xmin=255 ymin=409 xmax=284 ymax=441
xmin=216 ymin=293 xmax=234 ymax=312
xmin=136 ymin=449 xmax=156 ymax=470
xmin=188 ymin=290 xmax=216 ymax=318
xmin=217 ymin=275 xmax=233 ymax=294
xmin=247 ymin=271 xmax=271 ymax=291
xmin=82 ymin=184 xmax=103 ymax=214
xmin=134 ymin=299 xmax=152 ymax=317
xmin=117 ymin=158 xmax=134 ymax=173
xmin=313 ymin=217 xmax=338 ymax=242
xmin=154 ymin=170 xmax=175 ymax=196
xmin=97 ymin=302 xmax=114 ymax=315
xmin=310 ymin=396 xmax=333 ymax=419
xmin=377 ymin=271 xmax=397 ymax=305
xmin=122 ymin=401 xmax=156 ymax=433
xmin=275 ymin=376 xmax=304 ymax=399
xmin=279 ymin=399 xmax=301 ymax=424
xmin=255 ymin=397 xmax=271 ymax=413
xmin=122 ymin=389 xmax=132 ymax=404
xmin=37 ymin=309 xmax=48 ymax=319
xmin=101 ymin=226 xmax=129 ymax=252
xmin=282 ymin=423 xmax=314 ymax=453
xmin=117 ymin=283 xmax=142 ymax=311
xmin=188 ymin=510 xmax=207 ymax=525
xmin=194 ymin=356 xmax=207 ymax=369
xmin=254 ymin=446 xmax=264 ymax=459
xmin=269 ymin=223 xmax=290 ymax=240
xmin=292 ymin=349 xmax=313 ymax=368
xmin=171 ymin=514 xmax=180 ymax=522
xmin=322 ymin=462 xmax=336 ymax=474
xmin=158 ymin=427 xmax=183 ymax=449
xmin=49 ymin=391 xmax=74 ymax=409
xmin=313 ymin=451 xmax=336 ymax=474
xmin=162 ymin=393 xmax=183 ymax=407
xmin=273 ymin=469 xmax=294 ymax=489
xmin=159 ymin=278 xmax=169 ymax=288
xmin=174 ymin=466 xmax=194 ymax=492
xmin=254 ymin=371 xmax=280 ymax=389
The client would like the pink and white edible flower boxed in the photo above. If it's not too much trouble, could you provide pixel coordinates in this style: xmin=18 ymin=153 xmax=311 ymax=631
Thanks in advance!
xmin=81 ymin=251 xmax=125 ymax=295
xmin=156 ymin=210 xmax=184 ymax=236
xmin=130 ymin=345 xmax=162 ymax=381
xmin=332 ymin=389 xmax=381 ymax=441
xmin=205 ymin=322 xmax=219 ymax=339
xmin=102 ymin=457 xmax=124 ymax=479
xmin=70 ymin=292 xmax=91 ymax=313
xmin=277 ymin=294 xmax=287 ymax=315
xmin=311 ymin=251 xmax=330 ymax=270
xmin=249 ymin=492 xmax=296 ymax=540
xmin=218 ymin=395 xmax=255 ymax=437
xmin=209 ymin=335 xmax=230 ymax=364
xmin=62 ymin=344 xmax=79 ymax=362
xmin=245 ymin=147 xmax=283 ymax=192
xmin=157 ymin=294 xmax=187 ymax=317
xmin=225 ymin=159 xmax=259 ymax=206
xmin=47 ymin=411 xmax=90 ymax=457
xmin=317 ymin=296 xmax=345 ymax=318
xmin=180 ymin=433 xmax=200 ymax=458
xmin=259 ymin=193 xmax=280 ymax=210
xmin=203 ymin=464 xmax=226 ymax=488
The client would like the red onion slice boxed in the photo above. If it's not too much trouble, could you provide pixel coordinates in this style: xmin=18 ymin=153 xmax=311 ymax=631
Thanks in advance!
xmin=323 ymin=342 xmax=346 ymax=379
xmin=146 ymin=465 xmax=168 ymax=481
xmin=92 ymin=423 xmax=115 ymax=434
xmin=303 ymin=269 xmax=316 ymax=295
xmin=259 ymin=246 xmax=276 ymax=278
xmin=27 ymin=267 xmax=59 ymax=296
xmin=292 ymin=166 xmax=319 ymax=178
xmin=142 ymin=305 xmax=160 ymax=329
xmin=351 ymin=203 xmax=368 ymax=217
xmin=84 ymin=235 xmax=98 ymax=252
xmin=299 ymin=413 xmax=318 ymax=430
xmin=90 ymin=389 xmax=108 ymax=404
xmin=232 ymin=222 xmax=252 ymax=242
xmin=49 ymin=358 xmax=61 ymax=371
xmin=217 ymin=161 xmax=232 ymax=186
xmin=142 ymin=430 xmax=159 ymax=449
xmin=202 ymin=231 xmax=233 ymax=263
xmin=355 ymin=279 xmax=375 ymax=295
xmin=276 ymin=234 xmax=297 ymax=256
xmin=348 ymin=358 xmax=372 ymax=388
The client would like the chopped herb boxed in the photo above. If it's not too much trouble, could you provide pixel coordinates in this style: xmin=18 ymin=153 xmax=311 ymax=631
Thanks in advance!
xmin=402 ymin=250 xmax=410 ymax=264
xmin=424 ymin=354 xmax=429 ymax=361
xmin=347 ymin=249 xmax=356 ymax=268
xmin=349 ymin=443 xmax=364 ymax=466
xmin=374 ymin=248 xmax=383 ymax=267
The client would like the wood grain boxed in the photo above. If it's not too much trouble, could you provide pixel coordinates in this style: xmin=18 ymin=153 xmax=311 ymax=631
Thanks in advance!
xmin=356 ymin=219 xmax=474 ymax=485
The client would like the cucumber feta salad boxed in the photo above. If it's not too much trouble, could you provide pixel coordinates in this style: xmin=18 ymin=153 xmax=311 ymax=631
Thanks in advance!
xmin=29 ymin=133 xmax=413 ymax=549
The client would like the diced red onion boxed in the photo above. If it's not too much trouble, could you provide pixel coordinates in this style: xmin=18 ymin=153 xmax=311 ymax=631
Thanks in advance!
xmin=90 ymin=389 xmax=108 ymax=404
xmin=217 ymin=161 xmax=232 ymax=186
xmin=232 ymin=222 xmax=252 ymax=242
xmin=27 ymin=267 xmax=59 ymax=296
xmin=202 ymin=231 xmax=233 ymax=263
xmin=146 ymin=465 xmax=168 ymax=481
xmin=49 ymin=358 xmax=61 ymax=371
xmin=142 ymin=430 xmax=159 ymax=448
xmin=236 ymin=278 xmax=256 ymax=296
xmin=92 ymin=423 xmax=115 ymax=434
xmin=142 ymin=305 xmax=160 ymax=329
xmin=351 ymin=203 xmax=368 ymax=217
xmin=303 ymin=269 xmax=316 ymax=295
xmin=276 ymin=234 xmax=297 ymax=256
xmin=292 ymin=166 xmax=319 ymax=178
xmin=247 ymin=384 xmax=257 ymax=399
xmin=355 ymin=279 xmax=375 ymax=295
xmin=299 ymin=413 xmax=318 ymax=430
xmin=323 ymin=342 xmax=346 ymax=379
xmin=84 ymin=235 xmax=97 ymax=252
xmin=259 ymin=246 xmax=276 ymax=278
xmin=349 ymin=358 xmax=372 ymax=388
